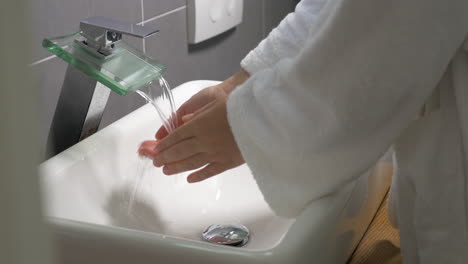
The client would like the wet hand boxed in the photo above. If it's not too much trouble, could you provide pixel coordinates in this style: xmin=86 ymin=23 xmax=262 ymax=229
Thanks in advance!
xmin=155 ymin=69 xmax=249 ymax=140
xmin=152 ymin=96 xmax=245 ymax=183
xmin=155 ymin=84 xmax=228 ymax=140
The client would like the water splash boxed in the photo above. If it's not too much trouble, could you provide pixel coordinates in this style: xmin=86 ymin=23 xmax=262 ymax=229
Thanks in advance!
xmin=128 ymin=157 xmax=152 ymax=214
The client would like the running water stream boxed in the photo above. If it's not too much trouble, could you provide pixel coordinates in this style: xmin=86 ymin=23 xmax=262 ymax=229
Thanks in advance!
xmin=128 ymin=76 xmax=178 ymax=213
xmin=136 ymin=77 xmax=178 ymax=133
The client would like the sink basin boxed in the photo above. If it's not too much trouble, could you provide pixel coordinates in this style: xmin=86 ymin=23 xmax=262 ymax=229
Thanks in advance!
xmin=39 ymin=80 xmax=392 ymax=264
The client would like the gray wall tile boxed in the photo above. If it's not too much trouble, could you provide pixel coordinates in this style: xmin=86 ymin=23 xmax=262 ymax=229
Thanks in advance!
xmin=263 ymin=0 xmax=298 ymax=36
xmin=30 ymin=0 xmax=90 ymax=62
xmin=143 ymin=0 xmax=186 ymax=20
xmin=88 ymin=0 xmax=142 ymax=23
xmin=31 ymin=57 xmax=67 ymax=153
xmin=144 ymin=8 xmax=194 ymax=86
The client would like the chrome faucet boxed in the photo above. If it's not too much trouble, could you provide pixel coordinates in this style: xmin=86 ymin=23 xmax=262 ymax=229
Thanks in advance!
xmin=44 ymin=17 xmax=164 ymax=157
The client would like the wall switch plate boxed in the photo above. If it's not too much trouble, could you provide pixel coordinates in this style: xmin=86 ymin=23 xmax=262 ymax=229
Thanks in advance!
xmin=187 ymin=0 xmax=243 ymax=44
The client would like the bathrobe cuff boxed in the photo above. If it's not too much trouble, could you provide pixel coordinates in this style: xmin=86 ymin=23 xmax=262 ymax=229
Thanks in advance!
xmin=240 ymin=48 xmax=272 ymax=75
xmin=227 ymin=73 xmax=307 ymax=218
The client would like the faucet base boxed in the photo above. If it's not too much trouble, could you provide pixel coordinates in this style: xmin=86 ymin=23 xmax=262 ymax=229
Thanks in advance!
xmin=46 ymin=65 xmax=110 ymax=158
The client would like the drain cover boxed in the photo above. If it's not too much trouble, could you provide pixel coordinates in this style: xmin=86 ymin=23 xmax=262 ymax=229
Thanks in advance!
xmin=202 ymin=224 xmax=250 ymax=247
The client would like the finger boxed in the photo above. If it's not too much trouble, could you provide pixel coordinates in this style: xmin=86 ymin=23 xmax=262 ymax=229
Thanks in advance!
xmin=177 ymin=90 xmax=214 ymax=115
xmin=154 ymin=121 xmax=195 ymax=154
xmin=153 ymin=137 xmax=200 ymax=166
xmin=179 ymin=100 xmax=215 ymax=124
xmin=162 ymin=154 xmax=209 ymax=175
xmin=155 ymin=114 xmax=184 ymax=140
xmin=187 ymin=163 xmax=226 ymax=183
xmin=155 ymin=104 xmax=200 ymax=140
xmin=161 ymin=91 xmax=211 ymax=129
xmin=178 ymin=100 xmax=216 ymax=124
xmin=138 ymin=140 xmax=158 ymax=157
xmin=192 ymin=100 xmax=217 ymax=116
xmin=156 ymin=95 xmax=217 ymax=140
xmin=181 ymin=113 xmax=194 ymax=123
xmin=155 ymin=105 xmax=191 ymax=140
xmin=155 ymin=126 xmax=169 ymax=140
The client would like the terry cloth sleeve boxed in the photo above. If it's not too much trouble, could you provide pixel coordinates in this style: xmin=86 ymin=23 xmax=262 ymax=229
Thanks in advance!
xmin=240 ymin=0 xmax=328 ymax=75
xmin=227 ymin=0 xmax=468 ymax=217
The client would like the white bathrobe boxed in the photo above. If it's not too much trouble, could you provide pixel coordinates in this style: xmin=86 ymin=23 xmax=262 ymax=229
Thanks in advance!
xmin=227 ymin=0 xmax=468 ymax=262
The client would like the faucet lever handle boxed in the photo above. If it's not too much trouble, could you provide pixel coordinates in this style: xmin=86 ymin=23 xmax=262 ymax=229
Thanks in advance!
xmin=80 ymin=16 xmax=158 ymax=39
xmin=79 ymin=16 xmax=158 ymax=55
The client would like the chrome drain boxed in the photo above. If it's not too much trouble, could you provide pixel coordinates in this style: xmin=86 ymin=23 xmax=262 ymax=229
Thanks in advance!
xmin=202 ymin=224 xmax=250 ymax=247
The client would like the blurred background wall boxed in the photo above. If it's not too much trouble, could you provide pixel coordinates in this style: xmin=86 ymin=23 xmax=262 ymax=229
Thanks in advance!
xmin=0 ymin=0 xmax=55 ymax=263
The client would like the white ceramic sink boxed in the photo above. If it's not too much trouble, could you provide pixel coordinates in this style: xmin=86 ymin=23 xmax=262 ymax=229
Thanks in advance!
xmin=39 ymin=80 xmax=392 ymax=264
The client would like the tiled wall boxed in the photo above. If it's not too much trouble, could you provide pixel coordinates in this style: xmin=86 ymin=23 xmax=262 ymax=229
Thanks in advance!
xmin=30 ymin=0 xmax=297 ymax=157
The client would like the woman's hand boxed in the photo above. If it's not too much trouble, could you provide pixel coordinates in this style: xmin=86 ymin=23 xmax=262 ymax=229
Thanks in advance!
xmin=152 ymin=95 xmax=245 ymax=183
xmin=139 ymin=69 xmax=249 ymax=183
xmin=155 ymin=69 xmax=250 ymax=140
